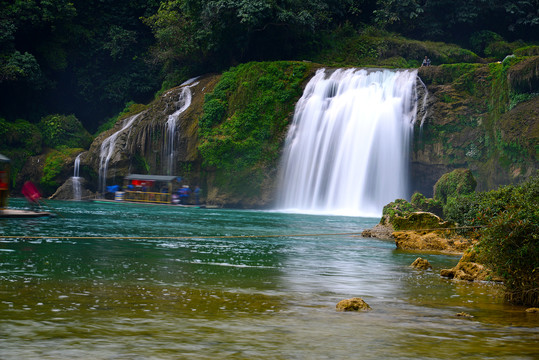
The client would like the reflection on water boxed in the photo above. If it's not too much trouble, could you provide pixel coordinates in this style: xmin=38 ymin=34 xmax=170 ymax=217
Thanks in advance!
xmin=1 ymin=199 xmax=537 ymax=359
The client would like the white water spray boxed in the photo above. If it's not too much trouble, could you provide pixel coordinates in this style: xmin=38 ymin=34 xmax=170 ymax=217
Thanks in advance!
xmin=164 ymin=80 xmax=198 ymax=175
xmin=98 ymin=113 xmax=143 ymax=195
xmin=72 ymin=154 xmax=82 ymax=200
xmin=277 ymin=68 xmax=420 ymax=217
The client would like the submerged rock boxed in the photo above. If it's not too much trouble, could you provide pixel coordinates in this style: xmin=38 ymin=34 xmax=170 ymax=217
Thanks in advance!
xmin=456 ymin=312 xmax=473 ymax=318
xmin=336 ymin=297 xmax=371 ymax=312
xmin=410 ymin=257 xmax=433 ymax=270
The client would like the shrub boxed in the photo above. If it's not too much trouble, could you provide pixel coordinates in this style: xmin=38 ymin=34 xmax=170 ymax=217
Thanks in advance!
xmin=411 ymin=192 xmax=443 ymax=217
xmin=475 ymin=175 xmax=539 ymax=306
xmin=39 ymin=114 xmax=93 ymax=149
xmin=442 ymin=174 xmax=539 ymax=306
xmin=0 ymin=118 xmax=42 ymax=154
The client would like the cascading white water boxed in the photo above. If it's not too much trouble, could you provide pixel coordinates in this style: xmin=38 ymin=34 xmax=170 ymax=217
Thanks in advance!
xmin=98 ymin=113 xmax=143 ymax=195
xmin=72 ymin=154 xmax=82 ymax=200
xmin=277 ymin=68 xmax=420 ymax=217
xmin=164 ymin=80 xmax=198 ymax=175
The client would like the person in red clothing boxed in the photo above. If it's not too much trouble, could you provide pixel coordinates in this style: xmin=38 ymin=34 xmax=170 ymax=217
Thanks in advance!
xmin=21 ymin=181 xmax=42 ymax=210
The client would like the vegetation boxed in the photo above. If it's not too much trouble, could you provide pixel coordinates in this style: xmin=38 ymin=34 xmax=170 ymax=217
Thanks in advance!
xmin=198 ymin=61 xmax=313 ymax=199
xmin=443 ymin=174 xmax=539 ymax=306
xmin=433 ymin=168 xmax=477 ymax=204
xmin=39 ymin=114 xmax=93 ymax=149
xmin=2 ymin=0 xmax=537 ymax=134
xmin=41 ymin=147 xmax=84 ymax=194
xmin=382 ymin=168 xmax=537 ymax=306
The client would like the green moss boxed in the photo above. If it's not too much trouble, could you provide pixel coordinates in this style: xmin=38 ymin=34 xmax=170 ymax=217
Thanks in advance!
xmin=514 ymin=45 xmax=539 ymax=57
xmin=198 ymin=61 xmax=314 ymax=198
xmin=411 ymin=192 xmax=443 ymax=217
xmin=41 ymin=148 xmax=83 ymax=193
xmin=95 ymin=102 xmax=148 ymax=135
xmin=434 ymin=169 xmax=477 ymax=204
xmin=311 ymin=28 xmax=479 ymax=68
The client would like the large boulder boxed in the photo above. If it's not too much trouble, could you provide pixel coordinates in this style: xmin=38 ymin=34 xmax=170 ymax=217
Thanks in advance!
xmin=433 ymin=169 xmax=477 ymax=204
xmin=394 ymin=229 xmax=470 ymax=253
xmin=49 ymin=177 xmax=94 ymax=200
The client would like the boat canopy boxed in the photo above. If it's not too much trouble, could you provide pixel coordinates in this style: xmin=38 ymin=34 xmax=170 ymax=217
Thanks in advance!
xmin=124 ymin=174 xmax=178 ymax=182
xmin=122 ymin=174 xmax=181 ymax=204
xmin=0 ymin=154 xmax=10 ymax=163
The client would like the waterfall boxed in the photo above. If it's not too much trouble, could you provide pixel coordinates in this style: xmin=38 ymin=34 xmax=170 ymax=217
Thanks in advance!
xmin=72 ymin=154 xmax=82 ymax=200
xmin=164 ymin=80 xmax=199 ymax=175
xmin=277 ymin=68 xmax=421 ymax=217
xmin=98 ymin=113 xmax=143 ymax=195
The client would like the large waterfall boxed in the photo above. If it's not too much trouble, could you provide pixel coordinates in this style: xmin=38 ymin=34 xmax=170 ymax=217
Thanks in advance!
xmin=277 ymin=68 xmax=420 ymax=217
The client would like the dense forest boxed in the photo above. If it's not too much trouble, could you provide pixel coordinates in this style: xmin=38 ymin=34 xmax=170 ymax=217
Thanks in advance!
xmin=1 ymin=0 xmax=538 ymax=132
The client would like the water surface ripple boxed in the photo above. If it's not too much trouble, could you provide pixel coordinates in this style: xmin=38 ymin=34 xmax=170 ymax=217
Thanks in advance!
xmin=1 ymin=199 xmax=537 ymax=359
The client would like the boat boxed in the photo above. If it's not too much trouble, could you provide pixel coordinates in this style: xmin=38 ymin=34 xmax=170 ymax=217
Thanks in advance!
xmin=96 ymin=174 xmax=206 ymax=206
xmin=0 ymin=209 xmax=55 ymax=218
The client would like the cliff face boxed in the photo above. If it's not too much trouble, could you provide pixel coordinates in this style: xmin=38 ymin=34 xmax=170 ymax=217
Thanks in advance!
xmin=21 ymin=58 xmax=538 ymax=206
xmin=412 ymin=57 xmax=538 ymax=196
xmin=81 ymin=75 xmax=220 ymax=193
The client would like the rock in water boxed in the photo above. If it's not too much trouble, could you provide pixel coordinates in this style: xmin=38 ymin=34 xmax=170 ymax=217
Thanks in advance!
xmin=411 ymin=257 xmax=433 ymax=270
xmin=336 ymin=297 xmax=371 ymax=312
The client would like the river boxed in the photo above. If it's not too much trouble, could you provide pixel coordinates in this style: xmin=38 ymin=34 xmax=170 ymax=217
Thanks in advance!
xmin=1 ymin=199 xmax=537 ymax=359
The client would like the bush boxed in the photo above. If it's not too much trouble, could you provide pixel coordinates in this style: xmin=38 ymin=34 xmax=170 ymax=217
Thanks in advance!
xmin=433 ymin=169 xmax=477 ymax=204
xmin=39 ymin=114 xmax=93 ymax=149
xmin=411 ymin=192 xmax=444 ymax=217
xmin=442 ymin=174 xmax=539 ymax=306
xmin=475 ymin=175 xmax=539 ymax=306
xmin=0 ymin=118 xmax=42 ymax=154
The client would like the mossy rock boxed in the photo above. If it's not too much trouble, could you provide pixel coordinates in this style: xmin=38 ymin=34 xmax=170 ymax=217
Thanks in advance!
xmin=411 ymin=192 xmax=443 ymax=217
xmin=411 ymin=257 xmax=433 ymax=270
xmin=382 ymin=198 xmax=417 ymax=222
xmin=433 ymin=169 xmax=477 ymax=204
xmin=336 ymin=297 xmax=371 ymax=312
xmin=391 ymin=211 xmax=453 ymax=231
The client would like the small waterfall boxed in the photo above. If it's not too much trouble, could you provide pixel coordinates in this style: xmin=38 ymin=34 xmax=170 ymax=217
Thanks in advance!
xmin=72 ymin=154 xmax=82 ymax=200
xmin=98 ymin=113 xmax=143 ymax=195
xmin=277 ymin=68 xmax=421 ymax=217
xmin=164 ymin=80 xmax=198 ymax=175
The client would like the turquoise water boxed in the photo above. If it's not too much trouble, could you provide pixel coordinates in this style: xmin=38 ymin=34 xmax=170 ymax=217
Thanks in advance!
xmin=1 ymin=199 xmax=537 ymax=359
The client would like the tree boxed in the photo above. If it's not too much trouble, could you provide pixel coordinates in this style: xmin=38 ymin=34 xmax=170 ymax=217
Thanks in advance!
xmin=143 ymin=0 xmax=372 ymax=82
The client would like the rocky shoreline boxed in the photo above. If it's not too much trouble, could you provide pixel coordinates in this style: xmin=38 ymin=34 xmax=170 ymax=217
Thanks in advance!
xmin=362 ymin=212 xmax=501 ymax=283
